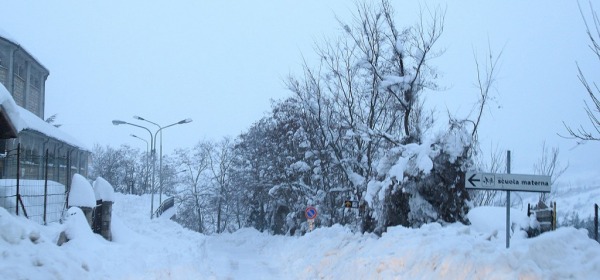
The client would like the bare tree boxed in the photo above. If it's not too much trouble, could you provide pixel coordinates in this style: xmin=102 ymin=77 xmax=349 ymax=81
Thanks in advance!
xmin=206 ymin=138 xmax=235 ymax=233
xmin=533 ymin=142 xmax=568 ymax=203
xmin=465 ymin=44 xmax=503 ymax=207
xmin=90 ymin=144 xmax=144 ymax=193
xmin=470 ymin=143 xmax=505 ymax=207
xmin=174 ymin=143 xmax=211 ymax=233
xmin=470 ymin=43 xmax=503 ymax=147
xmin=563 ymin=1 xmax=600 ymax=142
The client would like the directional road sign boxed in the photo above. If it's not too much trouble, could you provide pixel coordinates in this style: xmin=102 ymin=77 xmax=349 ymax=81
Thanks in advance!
xmin=465 ymin=172 xmax=551 ymax=193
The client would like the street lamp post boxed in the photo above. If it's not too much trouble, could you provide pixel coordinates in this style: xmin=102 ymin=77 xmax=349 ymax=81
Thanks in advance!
xmin=154 ymin=118 xmax=192 ymax=204
xmin=112 ymin=120 xmax=156 ymax=219
xmin=133 ymin=116 xmax=161 ymax=203
xmin=130 ymin=134 xmax=149 ymax=195
xmin=134 ymin=116 xmax=192 ymax=206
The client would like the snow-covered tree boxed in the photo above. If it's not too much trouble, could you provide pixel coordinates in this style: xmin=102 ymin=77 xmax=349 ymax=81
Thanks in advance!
xmin=173 ymin=143 xmax=211 ymax=233
xmin=230 ymin=119 xmax=277 ymax=232
xmin=285 ymin=0 xmax=450 ymax=232
xmin=212 ymin=0 xmax=490 ymax=235
xmin=206 ymin=138 xmax=237 ymax=233
xmin=172 ymin=139 xmax=246 ymax=234
xmin=90 ymin=144 xmax=147 ymax=194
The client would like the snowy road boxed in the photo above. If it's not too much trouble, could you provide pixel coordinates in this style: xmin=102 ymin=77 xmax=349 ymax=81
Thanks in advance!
xmin=2 ymin=193 xmax=600 ymax=279
xmin=111 ymin=194 xmax=287 ymax=279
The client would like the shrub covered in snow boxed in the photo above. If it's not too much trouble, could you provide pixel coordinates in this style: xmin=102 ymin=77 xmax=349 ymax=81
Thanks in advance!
xmin=364 ymin=122 xmax=473 ymax=233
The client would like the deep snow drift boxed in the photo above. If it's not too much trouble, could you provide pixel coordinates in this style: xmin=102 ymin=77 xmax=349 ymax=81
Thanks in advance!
xmin=1 ymin=193 xmax=599 ymax=279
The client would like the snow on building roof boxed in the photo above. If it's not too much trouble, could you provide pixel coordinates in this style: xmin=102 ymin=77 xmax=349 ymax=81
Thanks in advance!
xmin=0 ymin=28 xmax=49 ymax=73
xmin=0 ymin=83 xmax=24 ymax=134
xmin=18 ymin=107 xmax=89 ymax=151
xmin=0 ymin=27 xmax=18 ymax=45
xmin=1 ymin=83 xmax=89 ymax=151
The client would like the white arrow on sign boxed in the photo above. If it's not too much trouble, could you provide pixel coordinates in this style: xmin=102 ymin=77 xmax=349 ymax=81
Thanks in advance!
xmin=465 ymin=172 xmax=551 ymax=193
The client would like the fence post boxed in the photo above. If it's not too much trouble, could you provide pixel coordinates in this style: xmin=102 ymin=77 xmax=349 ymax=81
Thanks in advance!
xmin=595 ymin=203 xmax=598 ymax=242
xmin=553 ymin=201 xmax=557 ymax=230
xmin=101 ymin=200 xmax=113 ymax=241
xmin=65 ymin=154 xmax=70 ymax=208
xmin=66 ymin=150 xmax=72 ymax=187
xmin=43 ymin=149 xmax=49 ymax=225
xmin=15 ymin=143 xmax=20 ymax=216
xmin=93 ymin=200 xmax=103 ymax=234
xmin=66 ymin=155 xmax=71 ymax=196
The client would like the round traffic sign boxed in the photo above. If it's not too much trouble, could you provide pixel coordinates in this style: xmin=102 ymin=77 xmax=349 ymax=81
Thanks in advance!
xmin=305 ymin=206 xmax=318 ymax=220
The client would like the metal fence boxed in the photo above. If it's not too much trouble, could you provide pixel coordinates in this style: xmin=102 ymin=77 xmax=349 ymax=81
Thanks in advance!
xmin=154 ymin=196 xmax=175 ymax=218
xmin=0 ymin=144 xmax=71 ymax=225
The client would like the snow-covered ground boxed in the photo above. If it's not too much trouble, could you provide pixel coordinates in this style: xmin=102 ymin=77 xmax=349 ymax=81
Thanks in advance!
xmin=1 ymin=192 xmax=599 ymax=279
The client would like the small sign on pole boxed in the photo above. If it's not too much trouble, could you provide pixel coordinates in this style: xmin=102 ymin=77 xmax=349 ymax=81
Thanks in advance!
xmin=305 ymin=206 xmax=318 ymax=219
xmin=344 ymin=200 xmax=359 ymax=208
xmin=305 ymin=206 xmax=318 ymax=231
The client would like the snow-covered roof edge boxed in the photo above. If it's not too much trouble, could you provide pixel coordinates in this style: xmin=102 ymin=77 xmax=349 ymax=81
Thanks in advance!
xmin=0 ymin=27 xmax=18 ymax=46
xmin=0 ymin=83 xmax=24 ymax=132
xmin=1 ymin=83 xmax=89 ymax=151
xmin=18 ymin=107 xmax=90 ymax=152
xmin=0 ymin=28 xmax=49 ymax=73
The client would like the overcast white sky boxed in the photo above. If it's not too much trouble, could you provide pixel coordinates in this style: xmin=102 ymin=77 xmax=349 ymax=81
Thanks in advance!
xmin=1 ymin=0 xmax=599 ymax=185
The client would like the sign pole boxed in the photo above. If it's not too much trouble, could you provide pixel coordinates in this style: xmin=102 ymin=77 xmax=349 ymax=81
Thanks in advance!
xmin=506 ymin=190 xmax=510 ymax=248
xmin=506 ymin=150 xmax=511 ymax=249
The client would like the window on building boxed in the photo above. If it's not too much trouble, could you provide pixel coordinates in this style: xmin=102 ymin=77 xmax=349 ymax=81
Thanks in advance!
xmin=30 ymin=69 xmax=41 ymax=89
xmin=0 ymin=55 xmax=6 ymax=86
xmin=14 ymin=61 xmax=25 ymax=79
